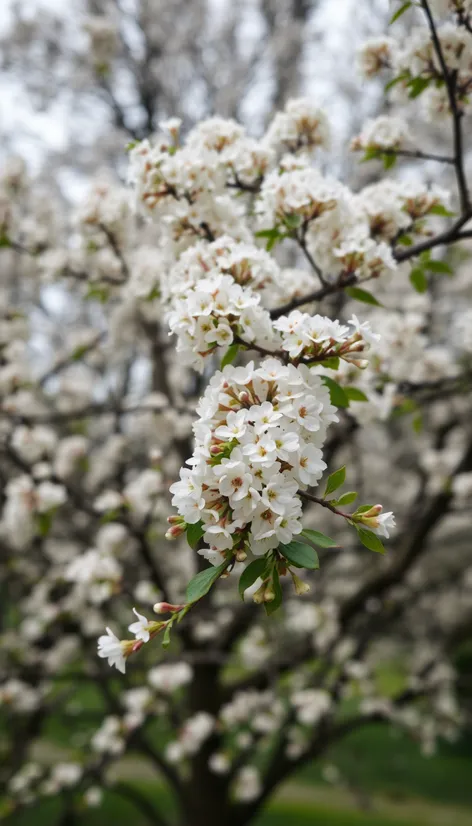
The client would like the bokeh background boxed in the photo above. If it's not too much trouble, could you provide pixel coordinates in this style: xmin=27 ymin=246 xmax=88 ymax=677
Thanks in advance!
xmin=1 ymin=1 xmax=472 ymax=825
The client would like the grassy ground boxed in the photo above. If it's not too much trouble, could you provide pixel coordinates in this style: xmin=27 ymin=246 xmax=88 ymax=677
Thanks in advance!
xmin=10 ymin=781 xmax=472 ymax=826
xmin=10 ymin=716 xmax=472 ymax=824
xmin=298 ymin=724 xmax=472 ymax=809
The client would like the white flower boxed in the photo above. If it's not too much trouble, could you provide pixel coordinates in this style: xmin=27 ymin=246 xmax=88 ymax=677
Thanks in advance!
xmin=373 ymin=511 xmax=396 ymax=538
xmin=296 ymin=442 xmax=327 ymax=486
xmin=128 ymin=608 xmax=151 ymax=643
xmin=97 ymin=628 xmax=127 ymax=674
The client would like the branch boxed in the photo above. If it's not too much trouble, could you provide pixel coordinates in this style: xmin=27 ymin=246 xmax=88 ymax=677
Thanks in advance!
xmin=420 ymin=0 xmax=470 ymax=212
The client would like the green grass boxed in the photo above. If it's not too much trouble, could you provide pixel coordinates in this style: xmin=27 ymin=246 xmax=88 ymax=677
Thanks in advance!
xmin=298 ymin=724 xmax=472 ymax=808
xmin=6 ymin=791 xmax=450 ymax=826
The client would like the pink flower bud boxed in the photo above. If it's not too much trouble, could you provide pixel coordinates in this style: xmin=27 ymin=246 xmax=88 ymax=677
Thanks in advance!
xmin=165 ymin=524 xmax=186 ymax=539
xmin=153 ymin=602 xmax=185 ymax=614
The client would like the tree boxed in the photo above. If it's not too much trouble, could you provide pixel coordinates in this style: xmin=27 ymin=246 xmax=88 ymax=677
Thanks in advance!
xmin=2 ymin=1 xmax=472 ymax=825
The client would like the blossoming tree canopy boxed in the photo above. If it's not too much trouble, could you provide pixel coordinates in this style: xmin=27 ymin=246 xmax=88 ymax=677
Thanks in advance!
xmin=3 ymin=1 xmax=472 ymax=824
xmin=90 ymin=98 xmax=407 ymax=666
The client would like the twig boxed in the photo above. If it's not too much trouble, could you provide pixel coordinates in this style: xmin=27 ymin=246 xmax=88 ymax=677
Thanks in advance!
xmin=420 ymin=0 xmax=470 ymax=212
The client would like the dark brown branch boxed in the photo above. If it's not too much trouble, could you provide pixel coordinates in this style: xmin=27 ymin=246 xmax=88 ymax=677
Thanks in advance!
xmin=420 ymin=0 xmax=470 ymax=212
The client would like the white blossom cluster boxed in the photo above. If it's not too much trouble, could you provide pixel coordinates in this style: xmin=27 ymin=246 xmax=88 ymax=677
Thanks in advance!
xmin=360 ymin=19 xmax=472 ymax=119
xmin=167 ymin=273 xmax=277 ymax=371
xmin=170 ymin=358 xmax=337 ymax=561
xmin=351 ymin=115 xmax=411 ymax=153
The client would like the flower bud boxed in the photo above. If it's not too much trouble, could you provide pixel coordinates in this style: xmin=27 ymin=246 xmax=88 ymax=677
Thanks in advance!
xmin=153 ymin=601 xmax=185 ymax=614
xmin=238 ymin=391 xmax=250 ymax=404
xmin=165 ymin=524 xmax=186 ymax=539
xmin=263 ymin=586 xmax=276 ymax=602
xmin=235 ymin=549 xmax=247 ymax=562
xmin=167 ymin=515 xmax=183 ymax=525
xmin=252 ymin=582 xmax=267 ymax=604
xmin=291 ymin=572 xmax=310 ymax=596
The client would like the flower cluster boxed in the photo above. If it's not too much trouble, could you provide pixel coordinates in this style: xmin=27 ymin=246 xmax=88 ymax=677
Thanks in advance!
xmin=274 ymin=311 xmax=380 ymax=364
xmin=351 ymin=115 xmax=411 ymax=153
xmin=263 ymin=97 xmax=330 ymax=156
xmin=166 ymin=272 xmax=277 ymax=371
xmin=169 ymin=358 xmax=337 ymax=561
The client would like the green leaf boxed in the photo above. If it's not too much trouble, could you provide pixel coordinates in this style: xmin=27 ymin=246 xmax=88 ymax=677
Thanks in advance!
xmin=425 ymin=260 xmax=453 ymax=274
xmin=335 ymin=491 xmax=358 ymax=506
xmin=396 ymin=234 xmax=413 ymax=246
xmin=389 ymin=1 xmax=412 ymax=24
xmin=412 ymin=413 xmax=423 ymax=434
xmin=409 ymin=267 xmax=428 ymax=293
xmin=186 ymin=560 xmax=229 ymax=604
xmin=356 ymin=526 xmax=385 ymax=554
xmin=279 ymin=541 xmax=320 ymax=570
xmin=429 ymin=204 xmax=455 ymax=218
xmin=255 ymin=227 xmax=284 ymax=251
xmin=301 ymin=528 xmax=339 ymax=549
xmin=126 ymin=140 xmax=139 ymax=151
xmin=345 ymin=287 xmax=382 ymax=307
xmin=382 ymin=152 xmax=397 ymax=170
xmin=162 ymin=623 xmax=172 ymax=649
xmin=385 ymin=73 xmax=409 ymax=93
xmin=324 ymin=466 xmax=346 ymax=497
xmin=255 ymin=228 xmax=280 ymax=239
xmin=220 ymin=343 xmax=239 ymax=369
xmin=238 ymin=558 xmax=267 ymax=599
xmin=361 ymin=147 xmax=381 ymax=163
xmin=264 ymin=568 xmax=283 ymax=615
xmin=72 ymin=345 xmax=90 ymax=362
xmin=284 ymin=213 xmax=302 ymax=229
xmin=86 ymin=285 xmax=109 ymax=303
xmin=408 ymin=76 xmax=430 ymax=99
xmin=0 ymin=235 xmax=11 ymax=248
xmin=320 ymin=356 xmax=340 ymax=370
xmin=186 ymin=521 xmax=205 ymax=550
xmin=345 ymin=386 xmax=368 ymax=402
xmin=355 ymin=504 xmax=375 ymax=515
xmin=321 ymin=376 xmax=349 ymax=408
xmin=35 ymin=512 xmax=52 ymax=538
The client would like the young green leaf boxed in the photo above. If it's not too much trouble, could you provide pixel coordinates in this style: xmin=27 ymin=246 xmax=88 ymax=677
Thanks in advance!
xmin=186 ymin=560 xmax=229 ymax=604
xmin=279 ymin=541 xmax=320 ymax=570
xmin=408 ymin=76 xmax=430 ymax=99
xmin=319 ymin=356 xmax=340 ymax=370
xmin=321 ymin=376 xmax=349 ymax=409
xmin=162 ymin=622 xmax=172 ymax=649
xmin=324 ymin=466 xmax=346 ymax=496
xmin=389 ymin=1 xmax=412 ymax=24
xmin=396 ymin=234 xmax=413 ymax=246
xmin=186 ymin=521 xmax=205 ymax=549
xmin=334 ymin=491 xmax=358 ymax=506
xmin=428 ymin=204 xmax=455 ymax=218
xmin=356 ymin=526 xmax=385 ymax=554
xmin=283 ymin=213 xmax=302 ymax=229
xmin=220 ymin=343 xmax=239 ymax=369
xmin=382 ymin=152 xmax=397 ymax=170
xmin=385 ymin=73 xmax=409 ymax=93
xmin=345 ymin=287 xmax=382 ymax=307
xmin=409 ymin=267 xmax=428 ymax=293
xmin=424 ymin=260 xmax=452 ymax=275
xmin=301 ymin=528 xmax=339 ymax=549
xmin=238 ymin=558 xmax=267 ymax=599
xmin=345 ymin=386 xmax=369 ymax=402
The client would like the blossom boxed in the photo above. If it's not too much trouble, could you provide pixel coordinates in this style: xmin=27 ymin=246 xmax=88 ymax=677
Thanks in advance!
xmin=169 ymin=358 xmax=338 ymax=560
xmin=97 ymin=628 xmax=127 ymax=674
xmin=128 ymin=608 xmax=152 ymax=643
